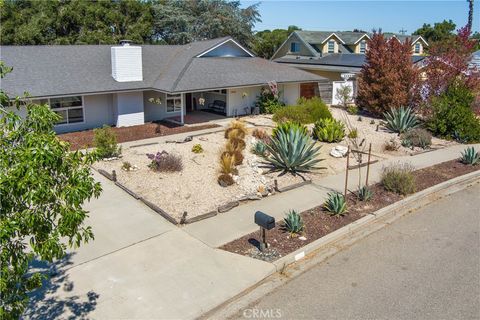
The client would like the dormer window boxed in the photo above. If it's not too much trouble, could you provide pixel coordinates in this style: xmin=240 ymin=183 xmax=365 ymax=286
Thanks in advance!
xmin=327 ymin=40 xmax=335 ymax=53
xmin=414 ymin=42 xmax=421 ymax=54
xmin=359 ymin=40 xmax=367 ymax=54
xmin=290 ymin=42 xmax=300 ymax=53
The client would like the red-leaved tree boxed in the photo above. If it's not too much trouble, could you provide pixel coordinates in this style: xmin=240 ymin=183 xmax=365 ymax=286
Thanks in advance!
xmin=356 ymin=32 xmax=420 ymax=116
xmin=423 ymin=25 xmax=480 ymax=113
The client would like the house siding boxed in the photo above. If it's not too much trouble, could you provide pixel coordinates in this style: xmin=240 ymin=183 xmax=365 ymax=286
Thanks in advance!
xmin=227 ymin=86 xmax=261 ymax=116
xmin=280 ymin=83 xmax=300 ymax=105
xmin=272 ymin=33 xmax=315 ymax=59
xmin=113 ymin=91 xmax=144 ymax=127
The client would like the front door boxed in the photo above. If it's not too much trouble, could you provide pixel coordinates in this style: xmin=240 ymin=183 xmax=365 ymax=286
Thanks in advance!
xmin=185 ymin=93 xmax=193 ymax=112
xmin=300 ymin=83 xmax=317 ymax=99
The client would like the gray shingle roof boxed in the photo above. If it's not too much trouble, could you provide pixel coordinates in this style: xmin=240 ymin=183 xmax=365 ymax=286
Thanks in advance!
xmin=1 ymin=37 xmax=326 ymax=98
xmin=295 ymin=30 xmax=423 ymax=46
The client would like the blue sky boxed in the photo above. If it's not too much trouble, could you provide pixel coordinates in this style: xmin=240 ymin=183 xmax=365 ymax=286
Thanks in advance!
xmin=241 ymin=1 xmax=479 ymax=34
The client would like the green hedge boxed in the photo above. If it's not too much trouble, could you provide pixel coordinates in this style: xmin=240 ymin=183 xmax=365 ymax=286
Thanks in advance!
xmin=272 ymin=97 xmax=332 ymax=124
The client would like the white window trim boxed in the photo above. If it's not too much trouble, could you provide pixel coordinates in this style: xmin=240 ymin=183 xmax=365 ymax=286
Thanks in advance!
xmin=359 ymin=40 xmax=367 ymax=53
xmin=48 ymin=95 xmax=85 ymax=127
xmin=414 ymin=42 xmax=421 ymax=53
xmin=327 ymin=40 xmax=335 ymax=53
xmin=166 ymin=93 xmax=183 ymax=113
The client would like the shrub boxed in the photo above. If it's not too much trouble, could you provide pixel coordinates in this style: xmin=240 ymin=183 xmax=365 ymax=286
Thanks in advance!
xmin=272 ymin=97 xmax=332 ymax=124
xmin=265 ymin=126 xmax=323 ymax=173
xmin=283 ymin=210 xmax=304 ymax=235
xmin=122 ymin=161 xmax=132 ymax=171
xmin=460 ymin=147 xmax=479 ymax=165
xmin=347 ymin=105 xmax=359 ymax=115
xmin=426 ymin=83 xmax=480 ymax=143
xmin=381 ymin=162 xmax=416 ymax=195
xmin=383 ymin=106 xmax=419 ymax=134
xmin=323 ymin=192 xmax=347 ymax=216
xmin=272 ymin=121 xmax=308 ymax=139
xmin=251 ymin=141 xmax=268 ymax=156
xmin=147 ymin=151 xmax=183 ymax=172
xmin=219 ymin=153 xmax=237 ymax=175
xmin=335 ymin=84 xmax=353 ymax=108
xmin=225 ymin=120 xmax=247 ymax=138
xmin=191 ymin=144 xmax=203 ymax=153
xmin=347 ymin=128 xmax=358 ymax=139
xmin=227 ymin=137 xmax=246 ymax=151
xmin=252 ymin=128 xmax=270 ymax=142
xmin=223 ymin=150 xmax=244 ymax=165
xmin=93 ymin=125 xmax=121 ymax=159
xmin=313 ymin=118 xmax=346 ymax=143
xmin=255 ymin=89 xmax=285 ymax=114
xmin=401 ymin=128 xmax=432 ymax=149
xmin=384 ymin=137 xmax=400 ymax=151
xmin=218 ymin=174 xmax=235 ymax=187
xmin=357 ymin=186 xmax=373 ymax=201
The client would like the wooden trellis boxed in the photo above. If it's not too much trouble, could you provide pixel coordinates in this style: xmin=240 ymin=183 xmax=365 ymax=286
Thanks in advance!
xmin=344 ymin=143 xmax=378 ymax=198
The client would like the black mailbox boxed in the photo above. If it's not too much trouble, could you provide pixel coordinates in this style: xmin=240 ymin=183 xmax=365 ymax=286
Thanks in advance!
xmin=254 ymin=211 xmax=275 ymax=230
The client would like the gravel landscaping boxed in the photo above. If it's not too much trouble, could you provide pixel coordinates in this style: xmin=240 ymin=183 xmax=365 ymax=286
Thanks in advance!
xmin=220 ymin=159 xmax=480 ymax=261
xmin=93 ymin=128 xmax=318 ymax=222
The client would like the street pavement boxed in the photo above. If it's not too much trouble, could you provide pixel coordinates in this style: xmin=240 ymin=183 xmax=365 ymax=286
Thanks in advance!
xmin=234 ymin=183 xmax=480 ymax=320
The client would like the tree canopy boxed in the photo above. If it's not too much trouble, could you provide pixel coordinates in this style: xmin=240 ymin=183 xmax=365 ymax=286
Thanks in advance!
xmin=250 ymin=25 xmax=301 ymax=59
xmin=0 ymin=62 xmax=102 ymax=318
xmin=413 ymin=19 xmax=457 ymax=43
xmin=0 ymin=0 xmax=261 ymax=46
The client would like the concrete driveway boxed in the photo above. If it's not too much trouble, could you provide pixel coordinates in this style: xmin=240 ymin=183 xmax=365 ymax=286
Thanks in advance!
xmin=24 ymin=171 xmax=274 ymax=319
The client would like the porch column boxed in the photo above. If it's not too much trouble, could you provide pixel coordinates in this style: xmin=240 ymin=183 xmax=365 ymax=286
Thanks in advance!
xmin=180 ymin=94 xmax=184 ymax=125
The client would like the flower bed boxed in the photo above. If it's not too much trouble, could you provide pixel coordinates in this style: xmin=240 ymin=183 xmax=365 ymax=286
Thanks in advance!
xmin=220 ymin=159 xmax=480 ymax=261
xmin=58 ymin=121 xmax=220 ymax=150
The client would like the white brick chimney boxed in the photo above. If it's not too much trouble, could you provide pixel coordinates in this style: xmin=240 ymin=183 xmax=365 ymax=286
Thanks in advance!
xmin=111 ymin=41 xmax=143 ymax=82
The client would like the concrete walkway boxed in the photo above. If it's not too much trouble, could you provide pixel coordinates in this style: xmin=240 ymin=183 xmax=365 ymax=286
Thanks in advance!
xmin=183 ymin=143 xmax=480 ymax=248
xmin=25 ymin=171 xmax=274 ymax=320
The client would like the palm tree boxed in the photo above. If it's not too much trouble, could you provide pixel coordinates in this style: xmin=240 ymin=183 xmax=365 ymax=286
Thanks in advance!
xmin=467 ymin=0 xmax=474 ymax=31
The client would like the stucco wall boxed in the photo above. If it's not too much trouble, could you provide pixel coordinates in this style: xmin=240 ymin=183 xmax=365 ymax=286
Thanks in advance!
xmin=114 ymin=91 xmax=144 ymax=127
xmin=227 ymin=86 xmax=261 ymax=116
xmin=280 ymin=83 xmax=300 ymax=105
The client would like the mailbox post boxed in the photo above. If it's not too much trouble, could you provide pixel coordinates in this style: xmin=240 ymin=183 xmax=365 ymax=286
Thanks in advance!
xmin=254 ymin=211 xmax=275 ymax=251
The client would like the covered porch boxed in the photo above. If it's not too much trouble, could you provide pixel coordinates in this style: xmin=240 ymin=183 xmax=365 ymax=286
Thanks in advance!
xmin=164 ymin=110 xmax=227 ymax=126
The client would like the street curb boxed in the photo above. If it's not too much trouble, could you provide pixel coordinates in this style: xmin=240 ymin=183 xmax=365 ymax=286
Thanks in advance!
xmin=201 ymin=170 xmax=480 ymax=320
xmin=272 ymin=169 xmax=480 ymax=271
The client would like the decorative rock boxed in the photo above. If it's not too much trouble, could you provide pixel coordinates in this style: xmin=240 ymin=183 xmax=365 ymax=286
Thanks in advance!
xmin=299 ymin=236 xmax=307 ymax=241
xmin=199 ymin=137 xmax=208 ymax=141
xmin=330 ymin=145 xmax=349 ymax=158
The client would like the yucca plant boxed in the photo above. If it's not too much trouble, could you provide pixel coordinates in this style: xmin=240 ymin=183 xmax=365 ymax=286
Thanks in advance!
xmin=357 ymin=186 xmax=373 ymax=202
xmin=251 ymin=140 xmax=268 ymax=156
xmin=313 ymin=118 xmax=346 ymax=143
xmin=460 ymin=147 xmax=480 ymax=165
xmin=272 ymin=121 xmax=308 ymax=139
xmin=323 ymin=192 xmax=347 ymax=216
xmin=264 ymin=127 xmax=324 ymax=174
xmin=283 ymin=210 xmax=304 ymax=236
xmin=383 ymin=106 xmax=419 ymax=134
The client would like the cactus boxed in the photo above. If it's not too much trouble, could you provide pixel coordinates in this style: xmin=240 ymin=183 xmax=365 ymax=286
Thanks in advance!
xmin=313 ymin=118 xmax=346 ymax=143
xmin=460 ymin=147 xmax=479 ymax=165
xmin=383 ymin=106 xmax=419 ymax=134
xmin=323 ymin=192 xmax=347 ymax=216
xmin=283 ymin=210 xmax=304 ymax=235
xmin=357 ymin=186 xmax=373 ymax=202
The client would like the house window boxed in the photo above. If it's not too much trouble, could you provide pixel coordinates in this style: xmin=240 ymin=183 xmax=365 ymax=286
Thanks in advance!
xmin=327 ymin=40 xmax=335 ymax=53
xmin=49 ymin=96 xmax=84 ymax=125
xmin=359 ymin=40 xmax=367 ymax=54
xmin=414 ymin=42 xmax=421 ymax=54
xmin=166 ymin=94 xmax=182 ymax=113
xmin=290 ymin=42 xmax=300 ymax=53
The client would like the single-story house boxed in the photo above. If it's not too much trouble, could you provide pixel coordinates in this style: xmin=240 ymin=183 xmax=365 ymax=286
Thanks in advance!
xmin=1 ymin=37 xmax=327 ymax=133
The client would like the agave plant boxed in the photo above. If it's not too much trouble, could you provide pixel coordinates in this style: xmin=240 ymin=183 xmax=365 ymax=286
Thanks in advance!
xmin=357 ymin=186 xmax=373 ymax=202
xmin=460 ymin=147 xmax=479 ymax=165
xmin=251 ymin=140 xmax=268 ymax=156
xmin=323 ymin=192 xmax=347 ymax=216
xmin=313 ymin=118 xmax=346 ymax=143
xmin=283 ymin=210 xmax=304 ymax=235
xmin=383 ymin=106 xmax=419 ymax=134
xmin=264 ymin=126 xmax=324 ymax=174
xmin=272 ymin=121 xmax=308 ymax=139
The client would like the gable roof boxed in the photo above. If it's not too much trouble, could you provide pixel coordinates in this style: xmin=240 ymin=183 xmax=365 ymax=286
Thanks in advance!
xmin=1 ymin=37 xmax=325 ymax=98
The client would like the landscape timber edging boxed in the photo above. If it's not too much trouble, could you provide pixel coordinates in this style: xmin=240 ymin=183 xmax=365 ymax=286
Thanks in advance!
xmin=96 ymin=168 xmax=113 ymax=181
xmin=275 ymin=178 xmax=312 ymax=193
xmin=139 ymin=197 xmax=179 ymax=225
xmin=114 ymin=181 xmax=140 ymax=200
xmin=272 ymin=169 xmax=480 ymax=271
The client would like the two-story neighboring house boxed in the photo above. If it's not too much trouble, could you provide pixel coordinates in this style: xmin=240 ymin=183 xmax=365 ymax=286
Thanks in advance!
xmin=271 ymin=31 xmax=428 ymax=103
